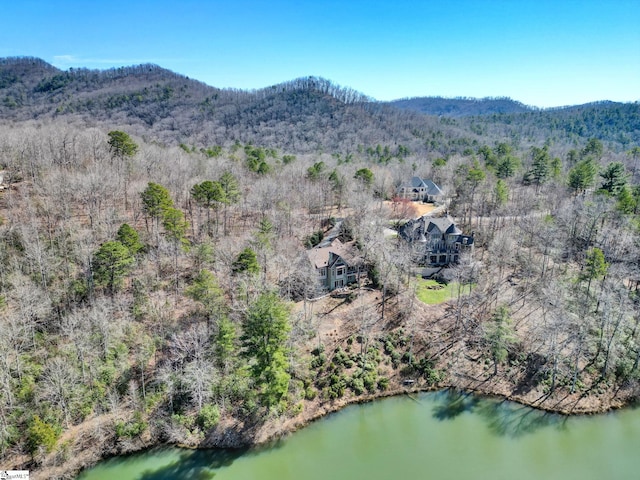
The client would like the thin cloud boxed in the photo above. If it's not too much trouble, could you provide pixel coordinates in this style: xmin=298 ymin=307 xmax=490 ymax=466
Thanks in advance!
xmin=52 ymin=55 xmax=185 ymax=66
xmin=52 ymin=55 xmax=78 ymax=63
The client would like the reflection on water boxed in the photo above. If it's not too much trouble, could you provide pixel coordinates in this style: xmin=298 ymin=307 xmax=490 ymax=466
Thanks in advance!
xmin=478 ymin=399 xmax=566 ymax=438
xmin=79 ymin=391 xmax=640 ymax=480
xmin=432 ymin=389 xmax=567 ymax=437
xmin=78 ymin=446 xmax=247 ymax=480
xmin=432 ymin=389 xmax=480 ymax=420
xmin=135 ymin=447 xmax=247 ymax=480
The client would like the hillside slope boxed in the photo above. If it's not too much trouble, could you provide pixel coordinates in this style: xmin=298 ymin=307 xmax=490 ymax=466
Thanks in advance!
xmin=389 ymin=96 xmax=533 ymax=116
xmin=1 ymin=57 xmax=639 ymax=153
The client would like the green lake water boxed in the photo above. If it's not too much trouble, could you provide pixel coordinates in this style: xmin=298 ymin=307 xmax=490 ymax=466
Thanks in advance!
xmin=78 ymin=390 xmax=640 ymax=480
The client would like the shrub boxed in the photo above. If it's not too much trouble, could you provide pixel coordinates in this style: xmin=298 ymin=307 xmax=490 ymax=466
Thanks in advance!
xmin=402 ymin=352 xmax=415 ymax=365
xmin=415 ymin=357 xmax=445 ymax=385
xmin=416 ymin=357 xmax=434 ymax=375
xmin=311 ymin=353 xmax=326 ymax=369
xmin=332 ymin=348 xmax=353 ymax=368
xmin=171 ymin=413 xmax=194 ymax=430
xmin=425 ymin=369 xmax=445 ymax=386
xmin=350 ymin=377 xmax=365 ymax=395
xmin=328 ymin=374 xmax=347 ymax=399
xmin=366 ymin=346 xmax=381 ymax=364
xmin=304 ymin=388 xmax=317 ymax=400
xmin=390 ymin=351 xmax=401 ymax=368
xmin=377 ymin=377 xmax=390 ymax=390
xmin=304 ymin=230 xmax=324 ymax=248
xmin=26 ymin=416 xmax=60 ymax=454
xmin=99 ymin=364 xmax=117 ymax=386
xmin=362 ymin=371 xmax=377 ymax=392
xmin=197 ymin=404 xmax=220 ymax=430
xmin=115 ymin=412 xmax=147 ymax=438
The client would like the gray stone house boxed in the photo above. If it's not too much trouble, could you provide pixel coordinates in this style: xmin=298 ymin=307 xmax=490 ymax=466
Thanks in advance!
xmin=399 ymin=214 xmax=473 ymax=267
xmin=307 ymin=238 xmax=365 ymax=291
xmin=396 ymin=177 xmax=444 ymax=203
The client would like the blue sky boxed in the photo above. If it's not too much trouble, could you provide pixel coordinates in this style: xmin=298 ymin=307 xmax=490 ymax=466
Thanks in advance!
xmin=1 ymin=0 xmax=638 ymax=107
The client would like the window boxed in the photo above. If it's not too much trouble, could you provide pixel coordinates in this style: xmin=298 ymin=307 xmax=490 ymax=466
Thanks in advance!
xmin=430 ymin=255 xmax=437 ymax=264
xmin=336 ymin=267 xmax=345 ymax=276
xmin=439 ymin=255 xmax=447 ymax=264
xmin=320 ymin=267 xmax=327 ymax=277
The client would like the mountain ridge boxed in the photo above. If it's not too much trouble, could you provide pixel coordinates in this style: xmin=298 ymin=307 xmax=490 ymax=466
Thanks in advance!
xmin=1 ymin=56 xmax=638 ymax=152
xmin=3 ymin=56 xmax=634 ymax=112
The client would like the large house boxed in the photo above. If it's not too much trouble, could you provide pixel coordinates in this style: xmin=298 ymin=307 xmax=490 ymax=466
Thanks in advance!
xmin=396 ymin=177 xmax=444 ymax=203
xmin=307 ymin=238 xmax=365 ymax=291
xmin=399 ymin=214 xmax=473 ymax=267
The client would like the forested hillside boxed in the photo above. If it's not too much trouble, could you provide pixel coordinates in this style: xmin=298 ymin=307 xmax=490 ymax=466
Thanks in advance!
xmin=389 ymin=96 xmax=533 ymax=116
xmin=1 ymin=57 xmax=640 ymax=477
xmin=464 ymin=101 xmax=640 ymax=149
xmin=1 ymin=57 xmax=638 ymax=155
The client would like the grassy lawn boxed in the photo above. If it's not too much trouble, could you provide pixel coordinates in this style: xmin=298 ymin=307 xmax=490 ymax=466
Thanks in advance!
xmin=415 ymin=278 xmax=458 ymax=305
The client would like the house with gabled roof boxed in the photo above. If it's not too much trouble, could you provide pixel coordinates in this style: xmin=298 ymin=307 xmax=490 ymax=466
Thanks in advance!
xmin=399 ymin=214 xmax=473 ymax=267
xmin=396 ymin=177 xmax=444 ymax=203
xmin=307 ymin=238 xmax=365 ymax=291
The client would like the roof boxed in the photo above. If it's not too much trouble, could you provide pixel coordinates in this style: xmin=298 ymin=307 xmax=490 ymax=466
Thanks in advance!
xmin=426 ymin=215 xmax=461 ymax=235
xmin=397 ymin=177 xmax=444 ymax=196
xmin=410 ymin=176 xmax=427 ymax=188
xmin=307 ymin=246 xmax=331 ymax=269
xmin=422 ymin=179 xmax=444 ymax=196
xmin=399 ymin=214 xmax=467 ymax=241
xmin=307 ymin=238 xmax=362 ymax=269
xmin=459 ymin=235 xmax=474 ymax=246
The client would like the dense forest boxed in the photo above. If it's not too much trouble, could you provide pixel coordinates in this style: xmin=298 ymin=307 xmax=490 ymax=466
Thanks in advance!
xmin=1 ymin=57 xmax=640 ymax=477
xmin=1 ymin=57 xmax=639 ymax=154
xmin=389 ymin=96 xmax=534 ymax=116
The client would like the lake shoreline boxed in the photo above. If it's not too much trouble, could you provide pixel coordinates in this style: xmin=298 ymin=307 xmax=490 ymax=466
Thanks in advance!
xmin=8 ymin=378 xmax=629 ymax=480
xmin=49 ymin=379 xmax=633 ymax=480
xmin=75 ymin=387 xmax=640 ymax=480
xmin=229 ymin=380 xmax=634 ymax=451
xmin=12 ymin=291 xmax=639 ymax=479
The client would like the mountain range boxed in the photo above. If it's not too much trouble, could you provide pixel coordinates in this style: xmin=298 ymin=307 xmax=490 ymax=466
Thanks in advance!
xmin=1 ymin=57 xmax=638 ymax=154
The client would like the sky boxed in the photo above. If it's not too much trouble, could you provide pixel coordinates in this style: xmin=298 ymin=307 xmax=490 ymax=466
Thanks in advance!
xmin=1 ymin=0 xmax=638 ymax=108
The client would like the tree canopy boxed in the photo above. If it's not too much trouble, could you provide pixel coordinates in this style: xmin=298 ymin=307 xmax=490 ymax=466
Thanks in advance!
xmin=241 ymin=291 xmax=291 ymax=407
xmin=354 ymin=168 xmax=374 ymax=187
xmin=568 ymin=158 xmax=598 ymax=194
xmin=141 ymin=182 xmax=173 ymax=220
xmin=484 ymin=305 xmax=516 ymax=375
xmin=191 ymin=180 xmax=226 ymax=209
xmin=107 ymin=130 xmax=138 ymax=159
xmin=232 ymin=247 xmax=260 ymax=275
xmin=92 ymin=240 xmax=134 ymax=294
xmin=116 ymin=223 xmax=144 ymax=255
xmin=219 ymin=171 xmax=241 ymax=204
xmin=599 ymin=162 xmax=628 ymax=196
